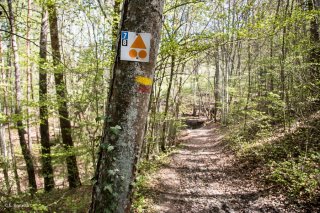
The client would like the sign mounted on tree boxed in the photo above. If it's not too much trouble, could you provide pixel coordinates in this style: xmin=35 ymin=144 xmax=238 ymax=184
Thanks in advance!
xmin=120 ymin=31 xmax=151 ymax=62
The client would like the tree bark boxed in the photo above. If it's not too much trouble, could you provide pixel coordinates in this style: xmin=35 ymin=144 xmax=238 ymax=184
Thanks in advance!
xmin=0 ymin=33 xmax=10 ymax=194
xmin=160 ymin=54 xmax=175 ymax=152
xmin=5 ymin=49 xmax=21 ymax=193
xmin=39 ymin=8 xmax=55 ymax=192
xmin=0 ymin=114 xmax=10 ymax=194
xmin=308 ymin=0 xmax=320 ymax=89
xmin=112 ymin=0 xmax=122 ymax=51
xmin=214 ymin=46 xmax=220 ymax=122
xmin=7 ymin=0 xmax=37 ymax=193
xmin=244 ymin=44 xmax=252 ymax=130
xmin=26 ymin=0 xmax=32 ymax=150
xmin=47 ymin=2 xmax=81 ymax=188
xmin=90 ymin=1 xmax=164 ymax=212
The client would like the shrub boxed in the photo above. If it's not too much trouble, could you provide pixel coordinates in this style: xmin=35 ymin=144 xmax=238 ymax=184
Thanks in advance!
xmin=269 ymin=152 xmax=320 ymax=199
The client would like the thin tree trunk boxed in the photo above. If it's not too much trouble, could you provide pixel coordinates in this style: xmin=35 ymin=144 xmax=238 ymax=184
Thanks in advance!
xmin=280 ymin=0 xmax=290 ymax=130
xmin=0 ymin=33 xmax=10 ymax=194
xmin=214 ymin=46 xmax=220 ymax=122
xmin=149 ymin=63 xmax=166 ymax=156
xmin=7 ymin=0 xmax=37 ymax=193
xmin=0 ymin=94 xmax=10 ymax=194
xmin=221 ymin=44 xmax=228 ymax=125
xmin=308 ymin=0 xmax=320 ymax=91
xmin=47 ymin=2 xmax=81 ymax=188
xmin=160 ymin=55 xmax=175 ymax=152
xmin=26 ymin=0 xmax=32 ymax=150
xmin=8 ymin=124 xmax=21 ymax=193
xmin=244 ymin=44 xmax=252 ymax=130
xmin=170 ymin=73 xmax=183 ymax=146
xmin=192 ymin=63 xmax=198 ymax=116
xmin=0 ymin=115 xmax=10 ymax=194
xmin=112 ymin=0 xmax=121 ymax=51
xmin=90 ymin=1 xmax=164 ymax=212
xmin=39 ymin=9 xmax=55 ymax=192
xmin=5 ymin=49 xmax=21 ymax=193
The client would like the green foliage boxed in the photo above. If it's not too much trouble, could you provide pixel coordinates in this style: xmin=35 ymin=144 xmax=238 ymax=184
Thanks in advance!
xmin=132 ymin=151 xmax=173 ymax=212
xmin=0 ymin=113 xmax=7 ymax=124
xmin=100 ymin=143 xmax=114 ymax=152
xmin=226 ymin=112 xmax=320 ymax=201
xmin=229 ymin=111 xmax=272 ymax=144
xmin=110 ymin=125 xmax=122 ymax=135
xmin=103 ymin=184 xmax=113 ymax=194
xmin=132 ymin=175 xmax=148 ymax=213
xmin=269 ymin=152 xmax=320 ymax=199
xmin=30 ymin=203 xmax=48 ymax=212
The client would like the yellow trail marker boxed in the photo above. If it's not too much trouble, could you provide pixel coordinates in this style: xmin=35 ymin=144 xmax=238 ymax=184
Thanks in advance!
xmin=135 ymin=76 xmax=153 ymax=86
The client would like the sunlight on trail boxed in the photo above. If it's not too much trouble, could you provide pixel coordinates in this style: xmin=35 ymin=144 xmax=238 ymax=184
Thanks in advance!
xmin=146 ymin=126 xmax=303 ymax=213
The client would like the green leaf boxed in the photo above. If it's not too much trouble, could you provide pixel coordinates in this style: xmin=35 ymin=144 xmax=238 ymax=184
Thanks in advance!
xmin=100 ymin=144 xmax=114 ymax=152
xmin=95 ymin=116 xmax=105 ymax=122
xmin=110 ymin=125 xmax=122 ymax=135
xmin=107 ymin=145 xmax=114 ymax=152
xmin=104 ymin=184 xmax=113 ymax=194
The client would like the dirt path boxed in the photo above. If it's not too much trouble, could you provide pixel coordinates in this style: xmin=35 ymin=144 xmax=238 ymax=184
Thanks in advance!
xmin=146 ymin=124 xmax=305 ymax=213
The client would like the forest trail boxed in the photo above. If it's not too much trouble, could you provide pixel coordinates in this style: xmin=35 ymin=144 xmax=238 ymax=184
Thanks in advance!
xmin=146 ymin=124 xmax=300 ymax=213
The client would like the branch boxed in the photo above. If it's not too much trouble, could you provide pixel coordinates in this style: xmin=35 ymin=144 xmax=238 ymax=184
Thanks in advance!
xmin=0 ymin=28 xmax=39 ymax=47
xmin=0 ymin=28 xmax=72 ymax=72
xmin=164 ymin=0 xmax=204 ymax=14
xmin=96 ymin=0 xmax=108 ymax=19
xmin=0 ymin=4 xmax=10 ymax=21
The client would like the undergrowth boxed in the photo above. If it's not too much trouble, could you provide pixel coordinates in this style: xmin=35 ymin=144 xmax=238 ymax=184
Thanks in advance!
xmin=226 ymin=111 xmax=320 ymax=202
xmin=132 ymin=148 xmax=175 ymax=212
xmin=0 ymin=185 xmax=92 ymax=212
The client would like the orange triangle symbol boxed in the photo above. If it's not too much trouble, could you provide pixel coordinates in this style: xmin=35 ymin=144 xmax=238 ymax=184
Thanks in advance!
xmin=131 ymin=35 xmax=146 ymax=49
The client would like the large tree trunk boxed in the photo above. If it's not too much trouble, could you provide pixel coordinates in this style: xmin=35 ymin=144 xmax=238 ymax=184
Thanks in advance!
xmin=39 ymin=8 xmax=55 ymax=192
xmin=47 ymin=2 xmax=81 ymax=188
xmin=7 ymin=0 xmax=37 ymax=193
xmin=90 ymin=1 xmax=164 ymax=212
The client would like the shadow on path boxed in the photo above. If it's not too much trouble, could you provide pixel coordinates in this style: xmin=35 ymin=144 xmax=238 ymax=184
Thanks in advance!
xmin=145 ymin=125 xmax=311 ymax=213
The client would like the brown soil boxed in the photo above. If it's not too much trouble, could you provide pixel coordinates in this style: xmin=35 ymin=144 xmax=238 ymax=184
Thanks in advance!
xmin=145 ymin=124 xmax=313 ymax=213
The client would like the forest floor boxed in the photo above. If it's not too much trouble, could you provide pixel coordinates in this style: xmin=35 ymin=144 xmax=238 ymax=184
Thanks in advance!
xmin=143 ymin=123 xmax=315 ymax=213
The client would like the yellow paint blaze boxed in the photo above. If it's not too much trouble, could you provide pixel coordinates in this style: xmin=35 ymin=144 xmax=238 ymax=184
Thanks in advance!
xmin=135 ymin=76 xmax=153 ymax=86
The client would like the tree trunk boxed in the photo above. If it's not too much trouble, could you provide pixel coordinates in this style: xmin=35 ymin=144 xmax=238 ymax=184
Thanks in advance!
xmin=169 ymin=74 xmax=183 ymax=146
xmin=39 ymin=8 xmax=55 ymax=192
xmin=0 ymin=33 xmax=10 ymax=194
xmin=7 ymin=0 xmax=37 ymax=193
xmin=308 ymin=0 xmax=320 ymax=91
xmin=192 ymin=63 xmax=198 ymax=116
xmin=244 ymin=44 xmax=252 ymax=130
xmin=112 ymin=0 xmax=121 ymax=51
xmin=0 ymin=104 xmax=10 ymax=194
xmin=160 ymin=55 xmax=175 ymax=152
xmin=214 ymin=46 xmax=220 ymax=122
xmin=0 ymin=115 xmax=10 ymax=194
xmin=47 ymin=2 xmax=81 ymax=188
xmin=148 ymin=62 xmax=166 ymax=156
xmin=5 ymin=49 xmax=21 ymax=193
xmin=26 ymin=0 xmax=32 ymax=150
xmin=90 ymin=1 xmax=164 ymax=212
xmin=280 ymin=0 xmax=290 ymax=130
